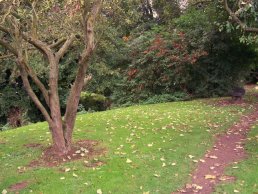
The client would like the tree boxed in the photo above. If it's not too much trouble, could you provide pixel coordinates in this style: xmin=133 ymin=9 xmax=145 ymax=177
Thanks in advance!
xmin=0 ymin=0 xmax=102 ymax=155
xmin=224 ymin=0 xmax=258 ymax=33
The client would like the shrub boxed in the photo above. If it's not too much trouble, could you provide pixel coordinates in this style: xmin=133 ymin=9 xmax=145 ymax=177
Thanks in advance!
xmin=80 ymin=92 xmax=111 ymax=111
xmin=142 ymin=92 xmax=190 ymax=105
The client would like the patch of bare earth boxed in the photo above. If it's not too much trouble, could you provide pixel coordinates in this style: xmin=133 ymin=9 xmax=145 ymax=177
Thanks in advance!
xmin=172 ymin=105 xmax=258 ymax=194
xmin=8 ymin=181 xmax=29 ymax=192
xmin=213 ymin=99 xmax=250 ymax=107
xmin=24 ymin=143 xmax=42 ymax=148
xmin=28 ymin=140 xmax=107 ymax=168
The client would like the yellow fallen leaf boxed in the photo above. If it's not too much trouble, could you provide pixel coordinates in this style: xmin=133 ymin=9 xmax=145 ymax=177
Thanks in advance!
xmin=97 ymin=189 xmax=102 ymax=194
xmin=2 ymin=189 xmax=7 ymax=194
xmin=126 ymin=159 xmax=132 ymax=163
xmin=234 ymin=189 xmax=240 ymax=193
xmin=192 ymin=184 xmax=203 ymax=190
xmin=60 ymin=177 xmax=65 ymax=180
xmin=205 ymin=175 xmax=216 ymax=179
xmin=73 ymin=173 xmax=78 ymax=177
xmin=147 ymin=143 xmax=153 ymax=147
xmin=65 ymin=168 xmax=71 ymax=172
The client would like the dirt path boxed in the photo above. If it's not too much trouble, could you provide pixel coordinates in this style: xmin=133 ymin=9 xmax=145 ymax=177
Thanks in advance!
xmin=173 ymin=104 xmax=258 ymax=194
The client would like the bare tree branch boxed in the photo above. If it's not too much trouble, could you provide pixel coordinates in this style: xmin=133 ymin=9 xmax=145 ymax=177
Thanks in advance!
xmin=55 ymin=34 xmax=75 ymax=61
xmin=0 ymin=25 xmax=50 ymax=106
xmin=0 ymin=25 xmax=10 ymax=35
xmin=63 ymin=0 xmax=103 ymax=143
xmin=13 ymin=23 xmax=52 ymax=124
xmin=26 ymin=64 xmax=50 ymax=107
xmin=0 ymin=53 xmax=14 ymax=59
xmin=22 ymin=33 xmax=54 ymax=59
xmin=18 ymin=60 xmax=52 ymax=124
xmin=50 ymin=38 xmax=66 ymax=49
xmin=0 ymin=39 xmax=18 ymax=56
xmin=224 ymin=0 xmax=258 ymax=33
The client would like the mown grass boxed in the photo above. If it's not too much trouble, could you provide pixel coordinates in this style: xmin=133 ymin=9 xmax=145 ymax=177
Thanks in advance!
xmin=214 ymin=124 xmax=258 ymax=194
xmin=0 ymin=98 xmax=255 ymax=194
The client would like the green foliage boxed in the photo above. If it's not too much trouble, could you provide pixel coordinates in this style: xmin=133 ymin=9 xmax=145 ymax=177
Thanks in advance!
xmin=114 ymin=25 xmax=208 ymax=104
xmin=153 ymin=0 xmax=181 ymax=23
xmin=80 ymin=92 xmax=109 ymax=111
xmin=176 ymin=2 xmax=257 ymax=97
xmin=112 ymin=2 xmax=257 ymax=105
xmin=0 ymin=86 xmax=29 ymax=127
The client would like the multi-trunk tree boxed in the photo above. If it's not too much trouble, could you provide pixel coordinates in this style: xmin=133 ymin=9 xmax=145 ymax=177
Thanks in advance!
xmin=0 ymin=0 xmax=102 ymax=155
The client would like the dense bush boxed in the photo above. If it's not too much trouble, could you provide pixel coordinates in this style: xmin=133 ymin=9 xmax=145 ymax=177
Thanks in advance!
xmin=112 ymin=2 xmax=257 ymax=105
xmin=80 ymin=92 xmax=111 ymax=111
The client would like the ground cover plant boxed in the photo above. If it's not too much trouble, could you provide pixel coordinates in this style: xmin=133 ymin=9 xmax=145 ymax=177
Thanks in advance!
xmin=0 ymin=97 xmax=254 ymax=194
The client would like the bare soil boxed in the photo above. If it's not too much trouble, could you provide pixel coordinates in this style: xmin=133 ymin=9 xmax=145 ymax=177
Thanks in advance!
xmin=8 ymin=181 xmax=29 ymax=192
xmin=172 ymin=104 xmax=258 ymax=194
xmin=24 ymin=143 xmax=42 ymax=148
xmin=27 ymin=139 xmax=107 ymax=168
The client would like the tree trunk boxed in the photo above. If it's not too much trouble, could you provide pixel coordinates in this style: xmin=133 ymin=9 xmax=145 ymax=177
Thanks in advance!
xmin=50 ymin=121 xmax=71 ymax=155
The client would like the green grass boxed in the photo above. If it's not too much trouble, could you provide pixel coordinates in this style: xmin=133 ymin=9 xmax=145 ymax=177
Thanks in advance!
xmin=0 ymin=99 xmax=255 ymax=194
xmin=214 ymin=124 xmax=258 ymax=194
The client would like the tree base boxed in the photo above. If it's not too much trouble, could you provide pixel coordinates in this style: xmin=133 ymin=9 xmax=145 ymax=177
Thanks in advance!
xmin=28 ymin=139 xmax=106 ymax=167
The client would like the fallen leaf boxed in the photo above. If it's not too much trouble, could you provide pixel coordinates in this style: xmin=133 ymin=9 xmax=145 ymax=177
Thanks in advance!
xmin=60 ymin=177 xmax=65 ymax=180
xmin=147 ymin=143 xmax=153 ymax=147
xmin=209 ymin=155 xmax=218 ymax=159
xmin=188 ymin=155 xmax=194 ymax=159
xmin=192 ymin=184 xmax=202 ymax=190
xmin=73 ymin=173 xmax=78 ymax=177
xmin=205 ymin=175 xmax=216 ymax=179
xmin=65 ymin=168 xmax=71 ymax=172
xmin=2 ymin=189 xmax=7 ymax=194
xmin=153 ymin=174 xmax=160 ymax=177
xmin=126 ymin=159 xmax=132 ymax=163
xmin=234 ymin=189 xmax=240 ymax=193
xmin=97 ymin=189 xmax=102 ymax=194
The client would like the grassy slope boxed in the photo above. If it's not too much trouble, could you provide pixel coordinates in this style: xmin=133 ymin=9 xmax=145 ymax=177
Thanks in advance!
xmin=0 ymin=99 xmax=253 ymax=194
xmin=214 ymin=124 xmax=258 ymax=194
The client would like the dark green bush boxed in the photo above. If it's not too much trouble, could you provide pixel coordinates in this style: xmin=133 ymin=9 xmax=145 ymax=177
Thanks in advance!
xmin=142 ymin=93 xmax=190 ymax=105
xmin=80 ymin=92 xmax=110 ymax=111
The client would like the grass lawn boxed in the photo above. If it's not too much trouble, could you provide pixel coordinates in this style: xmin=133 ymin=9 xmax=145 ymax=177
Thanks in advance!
xmin=214 ymin=124 xmax=258 ymax=194
xmin=0 ymin=98 xmax=255 ymax=194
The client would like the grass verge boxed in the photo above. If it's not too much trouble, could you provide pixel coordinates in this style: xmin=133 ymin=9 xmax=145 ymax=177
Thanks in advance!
xmin=0 ymin=99 xmax=254 ymax=194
